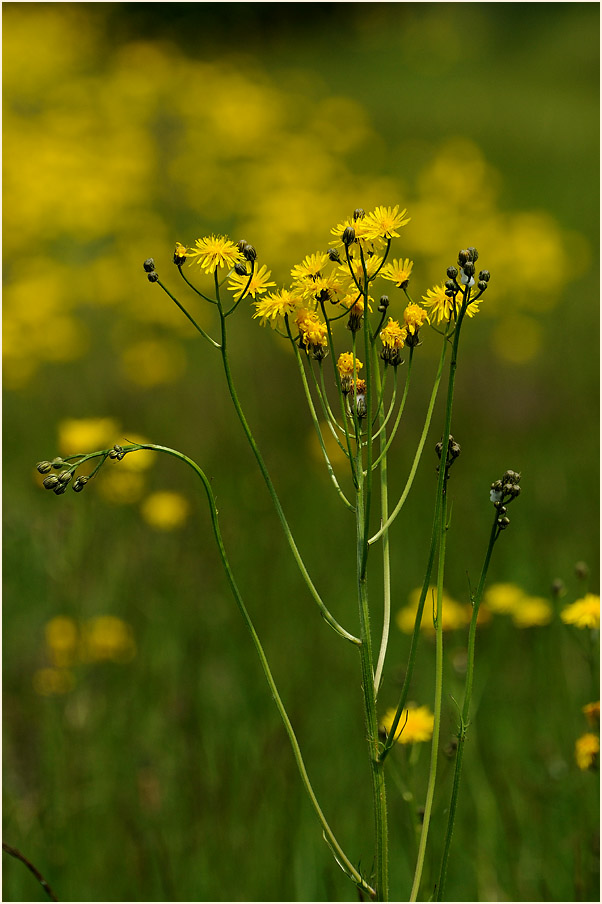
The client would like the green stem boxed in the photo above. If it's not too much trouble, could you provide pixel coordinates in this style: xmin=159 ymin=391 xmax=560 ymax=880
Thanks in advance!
xmin=373 ymin=351 xmax=391 ymax=698
xmin=370 ymin=349 xmax=414 ymax=473
xmin=157 ymin=280 xmax=220 ymax=347
xmin=213 ymin=276 xmax=360 ymax=646
xmin=124 ymin=442 xmax=375 ymax=899
xmin=410 ymin=493 xmax=447 ymax=901
xmin=435 ymin=513 xmax=499 ymax=901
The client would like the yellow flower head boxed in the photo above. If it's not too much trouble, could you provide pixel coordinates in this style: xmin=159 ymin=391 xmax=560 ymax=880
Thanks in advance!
xmin=298 ymin=314 xmax=328 ymax=356
xmin=81 ymin=616 xmax=136 ymax=663
xmin=340 ymin=253 xmax=384 ymax=287
xmin=59 ymin=417 xmax=120 ymax=455
xmin=575 ymin=732 xmax=600 ymax=771
xmin=228 ymin=263 xmax=276 ymax=300
xmin=290 ymin=252 xmax=329 ymax=282
xmin=330 ymin=216 xmax=373 ymax=247
xmin=141 ymin=491 xmax=190 ymax=531
xmin=295 ymin=272 xmax=344 ymax=306
xmin=381 ymin=258 xmax=414 ymax=288
xmin=363 ymin=205 xmax=411 ymax=241
xmin=381 ymin=705 xmax=434 ymax=745
xmin=397 ymin=587 xmax=470 ymax=635
xmin=45 ymin=616 xmax=79 ymax=668
xmin=337 ymin=352 xmax=363 ymax=379
xmin=403 ymin=303 xmax=429 ymax=335
xmin=253 ymin=289 xmax=299 ymax=329
xmin=422 ymin=284 xmax=482 ymax=324
xmin=561 ymin=593 xmax=600 ymax=629
xmin=483 ymin=582 xmax=525 ymax=614
xmin=583 ymin=701 xmax=600 ymax=728
xmin=511 ymin=596 xmax=553 ymax=628
xmin=173 ymin=242 xmax=188 ymax=265
xmin=187 ymin=235 xmax=243 ymax=274
xmin=380 ymin=318 xmax=407 ymax=350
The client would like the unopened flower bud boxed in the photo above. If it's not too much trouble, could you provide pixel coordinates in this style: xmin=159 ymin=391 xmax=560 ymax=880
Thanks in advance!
xmin=327 ymin=248 xmax=341 ymax=263
xmin=53 ymin=484 xmax=67 ymax=496
xmin=378 ymin=295 xmax=390 ymax=313
xmin=575 ymin=561 xmax=590 ymax=580
xmin=36 ymin=461 xmax=53 ymax=474
xmin=497 ymin=515 xmax=510 ymax=529
xmin=503 ymin=469 xmax=520 ymax=484
xmin=143 ymin=258 xmax=156 ymax=273
xmin=51 ymin=458 xmax=64 ymax=470
xmin=109 ymin=445 xmax=125 ymax=461
xmin=466 ymin=247 xmax=479 ymax=263
xmin=173 ymin=243 xmax=187 ymax=266
xmin=462 ymin=262 xmax=476 ymax=278
xmin=551 ymin=578 xmax=566 ymax=598
xmin=72 ymin=476 xmax=89 ymax=492
xmin=479 ymin=270 xmax=490 ymax=282
xmin=242 ymin=243 xmax=256 ymax=262
xmin=58 ymin=470 xmax=72 ymax=485
xmin=342 ymin=226 xmax=355 ymax=246
xmin=43 ymin=475 xmax=60 ymax=490
xmin=147 ymin=271 xmax=159 ymax=283
xmin=446 ymin=266 xmax=458 ymax=280
xmin=478 ymin=280 xmax=488 ymax=292
xmin=458 ymin=249 xmax=471 ymax=266
xmin=234 ymin=261 xmax=248 ymax=276
xmin=445 ymin=280 xmax=457 ymax=292
xmin=353 ymin=208 xmax=366 ymax=220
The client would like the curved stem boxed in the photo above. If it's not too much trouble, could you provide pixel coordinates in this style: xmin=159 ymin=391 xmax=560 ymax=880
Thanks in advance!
xmin=157 ymin=280 xmax=221 ymax=347
xmin=214 ymin=278 xmax=360 ymax=645
xmin=369 ymin=349 xmax=414 ymax=473
xmin=373 ymin=351 xmax=391 ymax=698
xmin=124 ymin=442 xmax=374 ymax=899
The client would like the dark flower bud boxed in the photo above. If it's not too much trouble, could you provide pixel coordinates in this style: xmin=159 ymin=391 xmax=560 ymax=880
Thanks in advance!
xmin=449 ymin=440 xmax=461 ymax=458
xmin=342 ymin=226 xmax=355 ymax=246
xmin=36 ymin=461 xmax=53 ymax=474
xmin=53 ymin=484 xmax=67 ymax=496
xmin=353 ymin=208 xmax=366 ymax=220
xmin=236 ymin=240 xmax=248 ymax=252
xmin=51 ymin=457 xmax=64 ymax=469
xmin=497 ymin=515 xmax=510 ymax=529
xmin=478 ymin=280 xmax=488 ymax=292
xmin=503 ymin=469 xmax=520 ymax=484
xmin=445 ymin=289 xmax=455 ymax=297
xmin=58 ymin=470 xmax=72 ymax=485
xmin=234 ymin=261 xmax=248 ymax=276
xmin=327 ymin=248 xmax=341 ymax=263
xmin=479 ymin=270 xmax=490 ymax=282
xmin=147 ymin=271 xmax=159 ymax=283
xmin=458 ymin=249 xmax=471 ymax=266
xmin=143 ymin=258 xmax=156 ymax=273
xmin=109 ymin=445 xmax=125 ymax=461
xmin=378 ymin=295 xmax=390 ymax=312
xmin=551 ymin=578 xmax=566 ymax=598
xmin=446 ymin=266 xmax=458 ymax=280
xmin=466 ymin=247 xmax=479 ymax=263
xmin=404 ymin=331 xmax=421 ymax=349
xmin=72 ymin=476 xmax=89 ymax=492
xmin=43 ymin=475 xmax=60 ymax=490
xmin=496 ymin=504 xmax=507 ymax=515
xmin=462 ymin=261 xmax=476 ymax=278
xmin=242 ymin=243 xmax=257 ymax=261
xmin=445 ymin=280 xmax=457 ymax=292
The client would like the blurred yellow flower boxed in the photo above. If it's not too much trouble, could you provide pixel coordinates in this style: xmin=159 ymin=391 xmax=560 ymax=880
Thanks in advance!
xmin=583 ymin=701 xmax=600 ymax=728
xmin=483 ymin=582 xmax=525 ymax=614
xmin=381 ymin=705 xmax=434 ymax=744
xmin=45 ymin=616 xmax=78 ymax=668
xmin=58 ymin=417 xmax=120 ymax=455
xmin=33 ymin=667 xmax=75 ymax=696
xmin=575 ymin=732 xmax=599 ymax=771
xmin=141 ymin=491 xmax=190 ymax=530
xmin=511 ymin=596 xmax=552 ymax=628
xmin=98 ymin=470 xmax=145 ymax=505
xmin=397 ymin=587 xmax=469 ymax=635
xmin=121 ymin=338 xmax=186 ymax=388
xmin=80 ymin=616 xmax=136 ymax=663
xmin=115 ymin=434 xmax=155 ymax=472
xmin=561 ymin=594 xmax=600 ymax=630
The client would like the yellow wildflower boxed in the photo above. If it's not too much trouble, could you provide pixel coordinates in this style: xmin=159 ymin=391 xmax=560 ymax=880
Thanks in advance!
xmin=561 ymin=594 xmax=600 ymax=629
xmin=483 ymin=583 xmax=526 ymax=614
xmin=253 ymin=289 xmax=299 ymax=329
xmin=422 ymin=284 xmax=482 ymax=324
xmin=228 ymin=263 xmax=276 ymax=301
xmin=583 ymin=701 xmax=600 ymax=728
xmin=403 ymin=303 xmax=429 ymax=335
xmin=141 ymin=491 xmax=190 ymax=530
xmin=340 ymin=253 xmax=384 ymax=287
xmin=337 ymin=352 xmax=363 ymax=378
xmin=299 ymin=316 xmax=328 ymax=352
xmin=381 ymin=258 xmax=414 ymax=288
xmin=381 ymin=705 xmax=434 ymax=744
xmin=363 ymin=205 xmax=411 ymax=240
xmin=187 ymin=235 xmax=243 ymax=274
xmin=80 ymin=616 xmax=136 ymax=663
xmin=330 ymin=216 xmax=372 ymax=247
xmin=58 ymin=417 xmax=120 ymax=455
xmin=397 ymin=587 xmax=469 ymax=635
xmin=380 ymin=318 xmax=407 ymax=349
xmin=575 ymin=733 xmax=599 ymax=771
xmin=45 ymin=616 xmax=78 ymax=668
xmin=511 ymin=596 xmax=553 ymax=628
xmin=173 ymin=242 xmax=188 ymax=265
xmin=290 ymin=252 xmax=329 ymax=282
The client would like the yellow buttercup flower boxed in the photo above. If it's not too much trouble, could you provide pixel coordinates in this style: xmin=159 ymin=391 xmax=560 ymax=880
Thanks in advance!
xmin=187 ymin=235 xmax=243 ymax=274
xmin=575 ymin=732 xmax=599 ymax=771
xmin=363 ymin=205 xmax=411 ymax=240
xmin=561 ymin=594 xmax=600 ymax=629
xmin=381 ymin=705 xmax=434 ymax=744
xmin=228 ymin=263 xmax=276 ymax=301
xmin=381 ymin=258 xmax=414 ymax=288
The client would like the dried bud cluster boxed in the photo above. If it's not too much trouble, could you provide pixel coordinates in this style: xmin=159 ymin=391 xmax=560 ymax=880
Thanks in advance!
xmin=143 ymin=258 xmax=159 ymax=282
xmin=490 ymin=469 xmax=521 ymax=529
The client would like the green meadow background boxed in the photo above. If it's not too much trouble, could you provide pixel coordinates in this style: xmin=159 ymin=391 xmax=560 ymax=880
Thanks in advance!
xmin=3 ymin=3 xmax=599 ymax=901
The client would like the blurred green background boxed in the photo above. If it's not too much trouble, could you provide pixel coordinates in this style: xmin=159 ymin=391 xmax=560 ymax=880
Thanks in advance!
xmin=3 ymin=3 xmax=599 ymax=901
